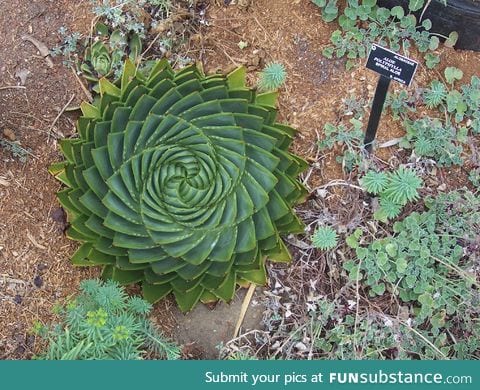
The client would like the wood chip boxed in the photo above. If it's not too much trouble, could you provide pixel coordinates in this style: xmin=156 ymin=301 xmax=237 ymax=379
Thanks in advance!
xmin=0 ymin=176 xmax=10 ymax=186
xmin=26 ymin=231 xmax=46 ymax=250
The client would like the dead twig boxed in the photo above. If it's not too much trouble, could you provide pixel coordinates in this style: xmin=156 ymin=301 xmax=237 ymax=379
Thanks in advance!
xmin=313 ymin=180 xmax=364 ymax=192
xmin=47 ymin=94 xmax=76 ymax=141
xmin=0 ymin=86 xmax=26 ymax=91
xmin=233 ymin=284 xmax=256 ymax=338
xmin=70 ymin=66 xmax=93 ymax=102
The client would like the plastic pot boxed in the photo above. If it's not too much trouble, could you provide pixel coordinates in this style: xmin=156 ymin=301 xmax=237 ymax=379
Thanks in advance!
xmin=377 ymin=0 xmax=480 ymax=51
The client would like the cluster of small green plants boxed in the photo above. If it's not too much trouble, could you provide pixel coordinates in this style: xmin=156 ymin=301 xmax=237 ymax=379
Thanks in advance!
xmin=312 ymin=0 xmax=458 ymax=70
xmin=32 ymin=279 xmax=181 ymax=360
xmin=318 ymin=66 xmax=480 ymax=175
xmin=51 ymin=0 xmax=194 ymax=93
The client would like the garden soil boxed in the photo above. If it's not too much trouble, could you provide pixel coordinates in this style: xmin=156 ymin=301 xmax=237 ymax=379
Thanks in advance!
xmin=0 ymin=0 xmax=479 ymax=359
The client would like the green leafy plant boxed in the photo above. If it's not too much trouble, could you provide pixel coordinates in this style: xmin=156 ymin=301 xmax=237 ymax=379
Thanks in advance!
xmin=424 ymin=52 xmax=440 ymax=69
xmin=33 ymin=279 xmax=181 ymax=360
xmin=53 ymin=24 xmax=142 ymax=93
xmin=359 ymin=170 xmax=388 ymax=195
xmin=360 ymin=167 xmax=422 ymax=221
xmin=51 ymin=1 xmax=195 ymax=92
xmin=318 ymin=118 xmax=364 ymax=173
xmin=342 ymin=95 xmax=366 ymax=119
xmin=382 ymin=166 xmax=422 ymax=205
xmin=50 ymin=60 xmax=308 ymax=312
xmin=422 ymin=73 xmax=480 ymax=131
xmin=469 ymin=168 xmax=480 ymax=189
xmin=384 ymin=72 xmax=478 ymax=168
xmin=343 ymin=190 xmax=480 ymax=358
xmin=384 ymin=90 xmax=416 ymax=120
xmin=297 ymin=298 xmax=443 ymax=359
xmin=311 ymin=0 xmax=339 ymax=22
xmin=400 ymin=118 xmax=464 ymax=166
xmin=311 ymin=226 xmax=338 ymax=250
xmin=90 ymin=0 xmax=173 ymax=38
xmin=318 ymin=0 xmax=457 ymax=70
xmin=0 ymin=139 xmax=32 ymax=163
xmin=257 ymin=62 xmax=287 ymax=92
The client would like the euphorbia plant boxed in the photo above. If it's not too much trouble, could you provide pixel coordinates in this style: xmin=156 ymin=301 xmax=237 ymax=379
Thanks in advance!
xmin=50 ymin=59 xmax=307 ymax=312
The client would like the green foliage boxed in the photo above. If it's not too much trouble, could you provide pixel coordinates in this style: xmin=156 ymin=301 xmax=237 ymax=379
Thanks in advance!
xmin=469 ymin=168 xmax=480 ymax=189
xmin=85 ymin=26 xmax=142 ymax=91
xmin=360 ymin=167 xmax=422 ymax=221
xmin=385 ymin=74 xmax=479 ymax=168
xmin=51 ymin=1 xmax=191 ymax=92
xmin=311 ymin=226 xmax=338 ymax=250
xmin=302 ymin=298 xmax=444 ymax=359
xmin=33 ymin=279 xmax=181 ymax=360
xmin=382 ymin=166 xmax=422 ymax=205
xmin=444 ymin=67 xmax=463 ymax=85
xmin=343 ymin=190 xmax=480 ymax=358
xmin=311 ymin=0 xmax=339 ymax=22
xmin=318 ymin=0 xmax=453 ymax=70
xmin=269 ymin=294 xmax=479 ymax=359
xmin=400 ymin=118 xmax=464 ymax=166
xmin=0 ymin=139 xmax=31 ymax=163
xmin=257 ymin=62 xmax=287 ymax=92
xmin=359 ymin=170 xmax=388 ymax=195
xmin=342 ymin=95 xmax=366 ymax=119
xmin=384 ymin=90 xmax=416 ymax=120
xmin=90 ymin=0 xmax=172 ymax=38
xmin=423 ymin=80 xmax=447 ymax=109
xmin=50 ymin=60 xmax=307 ymax=312
xmin=318 ymin=119 xmax=364 ymax=172
xmin=422 ymin=74 xmax=480 ymax=129
xmin=52 ymin=24 xmax=143 ymax=93
xmin=424 ymin=53 xmax=440 ymax=69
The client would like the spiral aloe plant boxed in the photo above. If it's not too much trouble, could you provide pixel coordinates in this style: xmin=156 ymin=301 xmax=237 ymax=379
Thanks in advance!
xmin=50 ymin=59 xmax=307 ymax=312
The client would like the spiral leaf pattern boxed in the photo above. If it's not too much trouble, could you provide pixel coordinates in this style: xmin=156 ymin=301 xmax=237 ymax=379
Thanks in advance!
xmin=50 ymin=60 xmax=307 ymax=312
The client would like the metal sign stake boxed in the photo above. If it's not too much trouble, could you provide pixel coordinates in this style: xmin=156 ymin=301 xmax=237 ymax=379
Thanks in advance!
xmin=363 ymin=75 xmax=391 ymax=153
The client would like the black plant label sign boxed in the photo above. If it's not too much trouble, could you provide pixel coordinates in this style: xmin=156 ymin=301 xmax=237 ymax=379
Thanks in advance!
xmin=366 ymin=44 xmax=418 ymax=87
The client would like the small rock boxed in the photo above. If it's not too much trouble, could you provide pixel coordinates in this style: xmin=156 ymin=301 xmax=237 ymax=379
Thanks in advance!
xmin=33 ymin=275 xmax=43 ymax=288
xmin=295 ymin=342 xmax=308 ymax=351
xmin=13 ymin=294 xmax=23 ymax=305
xmin=51 ymin=207 xmax=67 ymax=224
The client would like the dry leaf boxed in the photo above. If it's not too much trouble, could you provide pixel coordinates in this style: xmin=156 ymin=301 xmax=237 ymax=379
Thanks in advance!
xmin=3 ymin=128 xmax=16 ymax=141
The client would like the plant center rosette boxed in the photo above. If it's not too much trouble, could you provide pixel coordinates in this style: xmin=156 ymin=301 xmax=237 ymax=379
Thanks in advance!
xmin=50 ymin=60 xmax=307 ymax=312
